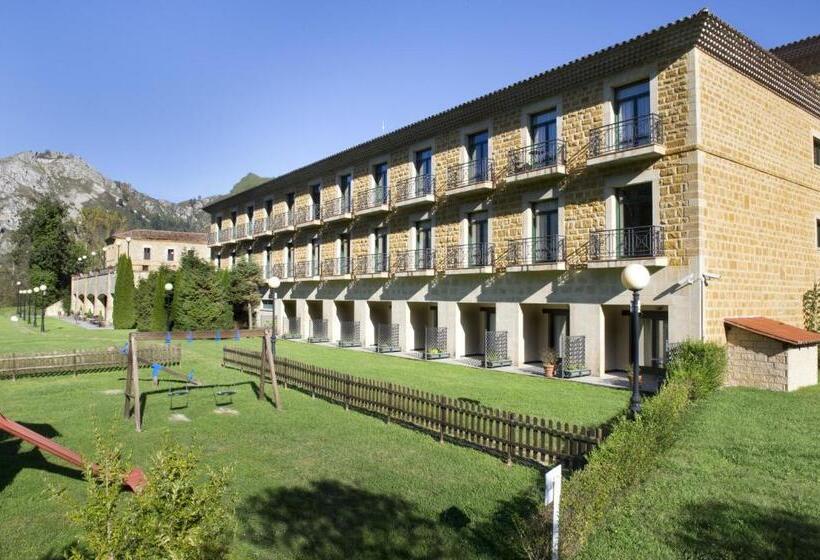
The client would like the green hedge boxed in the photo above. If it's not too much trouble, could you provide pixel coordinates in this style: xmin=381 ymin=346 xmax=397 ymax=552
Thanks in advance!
xmin=524 ymin=340 xmax=728 ymax=559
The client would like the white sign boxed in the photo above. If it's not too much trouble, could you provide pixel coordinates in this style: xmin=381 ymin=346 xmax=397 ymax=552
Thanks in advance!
xmin=545 ymin=464 xmax=562 ymax=560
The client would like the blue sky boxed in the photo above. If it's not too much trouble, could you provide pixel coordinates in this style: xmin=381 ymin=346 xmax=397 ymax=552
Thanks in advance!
xmin=1 ymin=1 xmax=818 ymax=202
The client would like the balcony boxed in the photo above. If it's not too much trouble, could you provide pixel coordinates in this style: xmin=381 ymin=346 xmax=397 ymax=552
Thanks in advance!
xmin=294 ymin=260 xmax=321 ymax=281
xmin=446 ymin=159 xmax=493 ymax=196
xmin=238 ymin=222 xmax=254 ymax=240
xmin=270 ymin=211 xmax=295 ymax=233
xmin=253 ymin=217 xmax=272 ymax=237
xmin=355 ymin=186 xmax=390 ymax=216
xmin=294 ymin=205 xmax=321 ymax=229
xmin=207 ymin=231 xmax=219 ymax=246
xmin=445 ymin=243 xmax=494 ymax=274
xmin=268 ymin=262 xmax=295 ymax=281
xmin=321 ymin=256 xmax=351 ymax=280
xmin=220 ymin=226 xmax=236 ymax=244
xmin=505 ymin=236 xmax=566 ymax=272
xmin=588 ymin=225 xmax=667 ymax=268
xmin=506 ymin=141 xmax=566 ymax=184
xmin=354 ymin=253 xmax=389 ymax=279
xmin=393 ymin=174 xmax=435 ymax=209
xmin=587 ymin=114 xmax=665 ymax=167
xmin=322 ymin=196 xmax=353 ymax=223
xmin=393 ymin=248 xmax=436 ymax=277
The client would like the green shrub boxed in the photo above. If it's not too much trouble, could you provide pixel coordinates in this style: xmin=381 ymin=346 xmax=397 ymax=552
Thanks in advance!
xmin=59 ymin=434 xmax=235 ymax=559
xmin=556 ymin=379 xmax=692 ymax=558
xmin=134 ymin=275 xmax=155 ymax=331
xmin=666 ymin=340 xmax=727 ymax=400
xmin=112 ymin=255 xmax=135 ymax=329
xmin=171 ymin=251 xmax=233 ymax=331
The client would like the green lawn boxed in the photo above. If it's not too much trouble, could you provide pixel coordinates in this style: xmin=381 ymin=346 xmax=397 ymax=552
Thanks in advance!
xmin=0 ymin=312 xmax=624 ymax=559
xmin=576 ymin=385 xmax=820 ymax=559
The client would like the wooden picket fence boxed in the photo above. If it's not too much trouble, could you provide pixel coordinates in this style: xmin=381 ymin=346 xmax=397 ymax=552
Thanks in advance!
xmin=0 ymin=345 xmax=181 ymax=380
xmin=222 ymin=346 xmax=605 ymax=468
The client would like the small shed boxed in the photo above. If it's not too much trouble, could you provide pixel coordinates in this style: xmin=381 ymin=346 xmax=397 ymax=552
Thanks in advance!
xmin=724 ymin=317 xmax=820 ymax=392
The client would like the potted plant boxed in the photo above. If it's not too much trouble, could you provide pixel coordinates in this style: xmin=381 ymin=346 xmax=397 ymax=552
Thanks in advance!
xmin=541 ymin=348 xmax=559 ymax=377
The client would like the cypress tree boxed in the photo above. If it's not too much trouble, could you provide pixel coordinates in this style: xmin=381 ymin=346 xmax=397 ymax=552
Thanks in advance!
xmin=112 ymin=255 xmax=136 ymax=329
xmin=172 ymin=252 xmax=233 ymax=331
xmin=149 ymin=268 xmax=169 ymax=332
xmin=134 ymin=274 xmax=157 ymax=331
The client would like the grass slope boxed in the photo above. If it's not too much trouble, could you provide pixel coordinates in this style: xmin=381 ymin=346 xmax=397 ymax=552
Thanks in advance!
xmin=0 ymin=313 xmax=621 ymax=559
xmin=577 ymin=385 xmax=820 ymax=560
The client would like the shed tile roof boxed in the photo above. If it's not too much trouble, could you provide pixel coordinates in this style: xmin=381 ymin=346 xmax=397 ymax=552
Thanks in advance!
xmin=107 ymin=229 xmax=207 ymax=244
xmin=724 ymin=317 xmax=820 ymax=347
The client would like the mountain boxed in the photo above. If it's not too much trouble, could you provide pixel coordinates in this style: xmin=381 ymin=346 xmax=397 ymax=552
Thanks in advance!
xmin=230 ymin=172 xmax=271 ymax=194
xmin=0 ymin=150 xmax=220 ymax=255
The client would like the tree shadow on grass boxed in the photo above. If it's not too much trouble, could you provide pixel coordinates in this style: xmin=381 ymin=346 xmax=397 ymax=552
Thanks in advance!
xmin=0 ymin=422 xmax=84 ymax=493
xmin=238 ymin=479 xmax=464 ymax=559
xmin=468 ymin=490 xmax=540 ymax=560
xmin=674 ymin=500 xmax=820 ymax=560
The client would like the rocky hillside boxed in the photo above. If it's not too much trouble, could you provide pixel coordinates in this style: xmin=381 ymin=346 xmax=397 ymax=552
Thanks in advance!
xmin=0 ymin=150 xmax=218 ymax=237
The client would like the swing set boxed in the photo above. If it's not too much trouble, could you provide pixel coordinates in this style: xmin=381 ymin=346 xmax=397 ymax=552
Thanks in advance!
xmin=122 ymin=328 xmax=281 ymax=432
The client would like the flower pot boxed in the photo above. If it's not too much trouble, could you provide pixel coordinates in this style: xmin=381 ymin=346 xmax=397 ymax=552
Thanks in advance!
xmin=543 ymin=364 xmax=555 ymax=377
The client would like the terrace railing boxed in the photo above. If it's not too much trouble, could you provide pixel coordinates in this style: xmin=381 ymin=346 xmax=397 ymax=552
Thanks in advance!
xmin=338 ymin=321 xmax=361 ymax=347
xmin=507 ymin=140 xmax=565 ymax=175
xmin=588 ymin=226 xmax=664 ymax=261
xmin=393 ymin=174 xmax=434 ymax=203
xmin=282 ymin=317 xmax=301 ymax=339
xmin=294 ymin=260 xmax=320 ymax=279
xmin=253 ymin=218 xmax=270 ymax=236
xmin=355 ymin=186 xmax=389 ymax=211
xmin=207 ymin=231 xmax=218 ymax=244
xmin=293 ymin=204 xmax=320 ymax=225
xmin=446 ymin=159 xmax=493 ymax=191
xmin=321 ymin=196 xmax=352 ymax=220
xmin=268 ymin=262 xmax=294 ymax=280
xmin=423 ymin=326 xmax=449 ymax=360
xmin=446 ymin=243 xmax=493 ymax=270
xmin=588 ymin=114 xmax=663 ymax=158
xmin=506 ymin=235 xmax=566 ymax=266
xmin=308 ymin=319 xmax=329 ymax=343
xmin=321 ymin=257 xmax=351 ymax=277
xmin=557 ymin=335 xmax=590 ymax=378
xmin=484 ymin=331 xmax=512 ymax=368
xmin=375 ymin=323 xmax=400 ymax=353
xmin=354 ymin=253 xmax=389 ymax=276
xmin=270 ymin=211 xmax=294 ymax=231
xmin=393 ymin=248 xmax=435 ymax=274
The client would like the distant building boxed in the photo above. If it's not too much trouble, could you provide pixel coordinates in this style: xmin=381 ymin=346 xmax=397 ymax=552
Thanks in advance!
xmin=71 ymin=229 xmax=209 ymax=323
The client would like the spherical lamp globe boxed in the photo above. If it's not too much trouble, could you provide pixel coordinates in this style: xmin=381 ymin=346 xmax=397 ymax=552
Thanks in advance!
xmin=620 ymin=264 xmax=650 ymax=292
xmin=39 ymin=284 xmax=47 ymax=292
xmin=267 ymin=276 xmax=281 ymax=290
xmin=164 ymin=282 xmax=174 ymax=292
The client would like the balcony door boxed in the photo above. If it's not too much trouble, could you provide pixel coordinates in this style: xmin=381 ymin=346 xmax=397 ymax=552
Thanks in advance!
xmin=530 ymin=110 xmax=557 ymax=166
xmin=339 ymin=234 xmax=350 ymax=274
xmin=310 ymin=184 xmax=321 ymax=211
xmin=311 ymin=238 xmax=321 ymax=276
xmin=415 ymin=220 xmax=432 ymax=269
xmin=373 ymin=163 xmax=388 ymax=204
xmin=414 ymin=148 xmax=432 ymax=195
xmin=374 ymin=228 xmax=388 ymax=272
xmin=340 ymin=174 xmax=352 ymax=211
xmin=614 ymin=80 xmax=650 ymax=148
xmin=285 ymin=242 xmax=293 ymax=277
xmin=467 ymin=131 xmax=489 ymax=182
xmin=532 ymin=201 xmax=559 ymax=262
xmin=468 ymin=211 xmax=489 ymax=266
xmin=617 ymin=184 xmax=653 ymax=258
xmin=640 ymin=311 xmax=669 ymax=375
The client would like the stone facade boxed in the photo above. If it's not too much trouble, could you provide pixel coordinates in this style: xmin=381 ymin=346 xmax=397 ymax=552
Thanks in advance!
xmin=725 ymin=327 xmax=819 ymax=391
xmin=202 ymin=12 xmax=820 ymax=377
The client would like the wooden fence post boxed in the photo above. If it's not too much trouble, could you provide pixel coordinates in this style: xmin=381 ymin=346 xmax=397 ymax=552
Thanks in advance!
xmin=386 ymin=383 xmax=393 ymax=424
xmin=439 ymin=396 xmax=446 ymax=444
xmin=506 ymin=412 xmax=515 ymax=466
xmin=345 ymin=375 xmax=350 ymax=411
xmin=263 ymin=329 xmax=282 ymax=410
xmin=11 ymin=353 xmax=16 ymax=381
xmin=73 ymin=349 xmax=78 ymax=377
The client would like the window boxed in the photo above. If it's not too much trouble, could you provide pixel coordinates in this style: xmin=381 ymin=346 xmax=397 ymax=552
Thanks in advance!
xmin=617 ymin=183 xmax=654 ymax=258
xmin=339 ymin=174 xmax=352 ymax=207
xmin=339 ymin=234 xmax=350 ymax=274
xmin=614 ymin=80 xmax=651 ymax=147
xmin=286 ymin=192 xmax=295 ymax=210
xmin=265 ymin=199 xmax=273 ymax=216
xmin=310 ymin=184 xmax=321 ymax=207
xmin=285 ymin=242 xmax=294 ymax=276
xmin=246 ymin=205 xmax=254 ymax=220
xmin=530 ymin=110 xmax=558 ymax=165
xmin=167 ymin=248 xmax=175 ymax=262
xmin=230 ymin=210 xmax=237 ymax=226
xmin=467 ymin=131 xmax=489 ymax=182
xmin=468 ymin=211 xmax=489 ymax=266
xmin=374 ymin=227 xmax=388 ymax=272
xmin=415 ymin=149 xmax=432 ymax=176
xmin=143 ymin=247 xmax=151 ymax=260
xmin=311 ymin=238 xmax=321 ymax=276
xmin=373 ymin=163 xmax=388 ymax=205
xmin=532 ymin=201 xmax=560 ymax=262
xmin=814 ymin=137 xmax=820 ymax=166
xmin=416 ymin=220 xmax=432 ymax=269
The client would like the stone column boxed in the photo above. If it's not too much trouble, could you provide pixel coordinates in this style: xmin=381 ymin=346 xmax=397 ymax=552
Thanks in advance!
xmin=496 ymin=302 xmax=523 ymax=367
xmin=392 ymin=300 xmax=411 ymax=352
xmin=354 ymin=299 xmax=372 ymax=347
xmin=440 ymin=301 xmax=461 ymax=358
xmin=295 ymin=298 xmax=309 ymax=339
xmin=570 ymin=303 xmax=605 ymax=376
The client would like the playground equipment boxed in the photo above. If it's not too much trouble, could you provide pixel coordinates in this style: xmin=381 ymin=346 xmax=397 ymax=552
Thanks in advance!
xmin=0 ymin=411 xmax=146 ymax=492
xmin=123 ymin=328 xmax=281 ymax=432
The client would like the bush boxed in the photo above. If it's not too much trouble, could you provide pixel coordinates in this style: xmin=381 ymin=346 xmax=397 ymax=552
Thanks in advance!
xmin=59 ymin=434 xmax=234 ymax=559
xmin=556 ymin=379 xmax=692 ymax=558
xmin=666 ymin=340 xmax=727 ymax=400
xmin=134 ymin=275 xmax=156 ymax=331
xmin=112 ymin=255 xmax=135 ymax=329
xmin=171 ymin=251 xmax=233 ymax=331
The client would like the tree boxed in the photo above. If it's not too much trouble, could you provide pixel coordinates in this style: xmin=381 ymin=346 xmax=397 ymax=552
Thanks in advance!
xmin=227 ymin=259 xmax=264 ymax=328
xmin=134 ymin=275 xmax=156 ymax=331
xmin=10 ymin=198 xmax=84 ymax=306
xmin=77 ymin=206 xmax=127 ymax=256
xmin=112 ymin=254 xmax=136 ymax=329
xmin=171 ymin=251 xmax=233 ymax=331
xmin=149 ymin=267 xmax=175 ymax=331
xmin=803 ymin=282 xmax=820 ymax=332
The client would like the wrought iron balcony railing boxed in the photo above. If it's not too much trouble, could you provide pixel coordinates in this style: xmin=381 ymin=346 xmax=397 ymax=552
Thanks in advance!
xmin=238 ymin=222 xmax=253 ymax=238
xmin=588 ymin=114 xmax=663 ymax=158
xmin=294 ymin=260 xmax=320 ymax=279
xmin=321 ymin=256 xmax=351 ymax=277
xmin=309 ymin=319 xmax=329 ymax=342
xmin=293 ymin=204 xmax=321 ymax=225
xmin=446 ymin=159 xmax=493 ymax=191
xmin=338 ymin=321 xmax=361 ymax=347
xmin=507 ymin=140 xmax=565 ymax=175
xmin=270 ymin=211 xmax=294 ymax=231
xmin=321 ymin=196 xmax=352 ymax=220
xmin=207 ymin=231 xmax=218 ymax=244
xmin=267 ymin=261 xmax=294 ymax=279
xmin=393 ymin=174 xmax=435 ymax=204
xmin=393 ymin=248 xmax=435 ymax=274
xmin=354 ymin=253 xmax=389 ymax=275
xmin=446 ymin=243 xmax=494 ymax=270
xmin=253 ymin=218 xmax=270 ymax=236
xmin=221 ymin=227 xmax=236 ymax=242
xmin=355 ymin=186 xmax=389 ymax=211
xmin=282 ymin=317 xmax=301 ymax=339
xmin=506 ymin=235 xmax=566 ymax=266
xmin=588 ymin=225 xmax=664 ymax=261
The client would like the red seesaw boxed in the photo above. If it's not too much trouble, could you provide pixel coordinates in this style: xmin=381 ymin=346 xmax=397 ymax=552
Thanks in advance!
xmin=0 ymin=411 xmax=146 ymax=492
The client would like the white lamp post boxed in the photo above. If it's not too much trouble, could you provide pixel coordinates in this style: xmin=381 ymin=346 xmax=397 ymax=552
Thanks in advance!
xmin=125 ymin=236 xmax=132 ymax=258
xmin=39 ymin=284 xmax=47 ymax=332
xmin=164 ymin=283 xmax=173 ymax=331
xmin=32 ymin=287 xmax=40 ymax=327
xmin=267 ymin=276 xmax=281 ymax=352
xmin=621 ymin=264 xmax=650 ymax=419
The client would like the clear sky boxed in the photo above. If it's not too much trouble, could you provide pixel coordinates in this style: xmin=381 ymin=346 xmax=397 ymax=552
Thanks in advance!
xmin=1 ymin=1 xmax=818 ymax=202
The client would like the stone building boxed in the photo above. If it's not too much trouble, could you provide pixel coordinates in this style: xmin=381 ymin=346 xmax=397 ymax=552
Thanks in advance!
xmin=202 ymin=10 xmax=820 ymax=378
xmin=71 ymin=229 xmax=209 ymax=323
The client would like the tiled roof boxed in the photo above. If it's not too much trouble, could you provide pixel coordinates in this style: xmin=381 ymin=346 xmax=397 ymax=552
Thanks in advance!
xmin=108 ymin=229 xmax=207 ymax=244
xmin=724 ymin=317 xmax=820 ymax=347
xmin=205 ymin=9 xmax=820 ymax=212
xmin=770 ymin=34 xmax=820 ymax=76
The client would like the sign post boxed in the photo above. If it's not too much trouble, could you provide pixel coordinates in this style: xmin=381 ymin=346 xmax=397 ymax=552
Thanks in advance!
xmin=545 ymin=464 xmax=562 ymax=560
